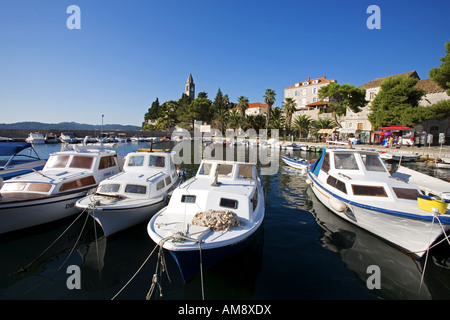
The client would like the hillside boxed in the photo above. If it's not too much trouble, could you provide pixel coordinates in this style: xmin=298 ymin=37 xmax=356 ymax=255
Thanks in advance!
xmin=0 ymin=121 xmax=141 ymax=131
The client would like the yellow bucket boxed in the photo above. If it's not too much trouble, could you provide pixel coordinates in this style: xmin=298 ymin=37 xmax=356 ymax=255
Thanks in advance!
xmin=417 ymin=195 xmax=449 ymax=214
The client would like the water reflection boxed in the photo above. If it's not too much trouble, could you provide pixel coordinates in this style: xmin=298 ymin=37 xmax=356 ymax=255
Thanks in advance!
xmin=305 ymin=187 xmax=450 ymax=300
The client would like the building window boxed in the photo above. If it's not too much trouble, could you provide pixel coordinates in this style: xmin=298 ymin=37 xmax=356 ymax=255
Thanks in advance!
xmin=295 ymin=91 xmax=298 ymax=96
xmin=313 ymin=97 xmax=317 ymax=102
xmin=312 ymin=88 xmax=317 ymax=94
xmin=369 ymin=92 xmax=376 ymax=100
xmin=302 ymin=89 xmax=306 ymax=96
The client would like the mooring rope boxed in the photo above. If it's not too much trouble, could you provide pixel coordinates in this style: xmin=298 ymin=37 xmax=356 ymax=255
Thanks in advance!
xmin=15 ymin=210 xmax=91 ymax=299
xmin=9 ymin=206 xmax=90 ymax=276
xmin=417 ymin=212 xmax=450 ymax=299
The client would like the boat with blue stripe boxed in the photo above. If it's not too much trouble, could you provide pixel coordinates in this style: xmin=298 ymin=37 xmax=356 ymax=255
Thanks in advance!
xmin=306 ymin=147 xmax=450 ymax=258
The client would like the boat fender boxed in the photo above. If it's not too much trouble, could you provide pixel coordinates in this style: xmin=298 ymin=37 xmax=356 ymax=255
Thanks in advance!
xmin=305 ymin=178 xmax=312 ymax=185
xmin=328 ymin=197 xmax=347 ymax=212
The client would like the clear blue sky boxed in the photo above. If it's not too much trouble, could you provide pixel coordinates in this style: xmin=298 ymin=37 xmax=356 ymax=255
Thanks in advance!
xmin=0 ymin=0 xmax=449 ymax=126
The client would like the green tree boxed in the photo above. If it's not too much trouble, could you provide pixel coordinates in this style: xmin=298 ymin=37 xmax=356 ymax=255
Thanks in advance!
xmin=282 ymin=97 xmax=297 ymax=135
xmin=367 ymin=76 xmax=426 ymax=129
xmin=227 ymin=110 xmax=242 ymax=129
xmin=185 ymin=97 xmax=212 ymax=128
xmin=264 ymin=89 xmax=276 ymax=126
xmin=237 ymin=96 xmax=249 ymax=118
xmin=428 ymin=100 xmax=450 ymax=120
xmin=429 ymin=41 xmax=450 ymax=95
xmin=292 ymin=114 xmax=312 ymax=138
xmin=268 ymin=107 xmax=285 ymax=131
xmin=143 ymin=98 xmax=161 ymax=124
xmin=212 ymin=108 xmax=229 ymax=133
xmin=318 ymin=82 xmax=367 ymax=127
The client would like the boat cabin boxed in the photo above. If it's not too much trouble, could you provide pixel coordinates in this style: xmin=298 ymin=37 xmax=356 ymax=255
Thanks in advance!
xmin=1 ymin=147 xmax=122 ymax=197
xmin=168 ymin=160 xmax=261 ymax=223
xmin=93 ymin=151 xmax=179 ymax=200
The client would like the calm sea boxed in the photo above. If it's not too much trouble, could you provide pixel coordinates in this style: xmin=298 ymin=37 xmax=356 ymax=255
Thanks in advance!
xmin=1 ymin=141 xmax=449 ymax=302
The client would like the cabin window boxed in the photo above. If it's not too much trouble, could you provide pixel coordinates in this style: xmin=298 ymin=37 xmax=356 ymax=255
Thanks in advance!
xmin=156 ymin=179 xmax=165 ymax=190
xmin=238 ymin=165 xmax=254 ymax=179
xmin=59 ymin=175 xmax=96 ymax=192
xmin=98 ymin=155 xmax=117 ymax=170
xmin=217 ymin=164 xmax=233 ymax=177
xmin=1 ymin=182 xmax=27 ymax=191
xmin=181 ymin=195 xmax=196 ymax=203
xmin=98 ymin=183 xmax=120 ymax=193
xmin=27 ymin=183 xmax=52 ymax=192
xmin=220 ymin=198 xmax=238 ymax=209
xmin=252 ymin=188 xmax=259 ymax=211
xmin=165 ymin=176 xmax=172 ymax=185
xmin=334 ymin=153 xmax=359 ymax=170
xmin=125 ymin=184 xmax=147 ymax=195
xmin=321 ymin=153 xmax=330 ymax=173
xmin=128 ymin=155 xmax=144 ymax=167
xmin=361 ymin=154 xmax=386 ymax=172
xmin=149 ymin=156 xmax=165 ymax=168
xmin=198 ymin=163 xmax=212 ymax=175
xmin=393 ymin=187 xmax=419 ymax=200
xmin=69 ymin=156 xmax=94 ymax=169
xmin=326 ymin=176 xmax=347 ymax=194
xmin=352 ymin=185 xmax=387 ymax=197
xmin=46 ymin=155 xmax=70 ymax=168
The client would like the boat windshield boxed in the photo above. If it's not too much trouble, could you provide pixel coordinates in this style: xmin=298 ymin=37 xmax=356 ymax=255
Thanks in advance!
xmin=98 ymin=183 xmax=120 ymax=193
xmin=46 ymin=155 xmax=70 ymax=168
xmin=198 ymin=163 xmax=212 ymax=175
xmin=149 ymin=155 xmax=165 ymax=168
xmin=125 ymin=184 xmax=147 ymax=195
xmin=127 ymin=155 xmax=144 ymax=167
xmin=69 ymin=156 xmax=94 ymax=169
xmin=334 ymin=153 xmax=359 ymax=170
xmin=361 ymin=154 xmax=386 ymax=172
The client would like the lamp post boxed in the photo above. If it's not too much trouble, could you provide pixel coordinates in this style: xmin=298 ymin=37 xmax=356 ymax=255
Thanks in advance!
xmin=101 ymin=114 xmax=104 ymax=135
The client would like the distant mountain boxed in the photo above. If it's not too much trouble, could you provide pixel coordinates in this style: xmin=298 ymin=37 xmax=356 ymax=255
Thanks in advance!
xmin=0 ymin=121 xmax=141 ymax=131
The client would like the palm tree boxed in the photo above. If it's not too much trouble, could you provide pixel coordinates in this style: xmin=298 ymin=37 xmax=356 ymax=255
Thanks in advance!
xmin=311 ymin=118 xmax=337 ymax=141
xmin=282 ymin=97 xmax=297 ymax=135
xmin=227 ymin=110 xmax=242 ymax=129
xmin=212 ymin=108 xmax=229 ymax=134
xmin=237 ymin=96 xmax=249 ymax=118
xmin=264 ymin=89 xmax=276 ymax=126
xmin=293 ymin=114 xmax=312 ymax=138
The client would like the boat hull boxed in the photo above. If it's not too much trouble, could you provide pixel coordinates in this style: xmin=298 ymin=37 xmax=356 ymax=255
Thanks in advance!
xmin=281 ymin=156 xmax=309 ymax=171
xmin=0 ymin=191 xmax=86 ymax=235
xmin=307 ymin=171 xmax=450 ymax=258
xmin=167 ymin=225 xmax=261 ymax=282
xmin=86 ymin=200 xmax=165 ymax=238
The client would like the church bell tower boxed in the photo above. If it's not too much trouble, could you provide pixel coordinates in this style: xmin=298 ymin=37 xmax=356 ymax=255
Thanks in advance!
xmin=185 ymin=73 xmax=195 ymax=99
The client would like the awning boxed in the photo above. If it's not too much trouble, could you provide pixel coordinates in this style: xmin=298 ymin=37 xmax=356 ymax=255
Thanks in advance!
xmin=337 ymin=128 xmax=360 ymax=134
xmin=378 ymin=125 xmax=410 ymax=131
xmin=317 ymin=129 xmax=336 ymax=134
xmin=0 ymin=142 xmax=32 ymax=156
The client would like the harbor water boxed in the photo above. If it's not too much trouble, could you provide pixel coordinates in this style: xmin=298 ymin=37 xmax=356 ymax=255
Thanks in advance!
xmin=1 ymin=141 xmax=449 ymax=300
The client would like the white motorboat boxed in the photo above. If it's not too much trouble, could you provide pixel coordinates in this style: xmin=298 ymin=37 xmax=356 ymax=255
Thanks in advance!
xmin=378 ymin=151 xmax=421 ymax=162
xmin=435 ymin=158 xmax=450 ymax=169
xmin=148 ymin=160 xmax=265 ymax=281
xmin=0 ymin=142 xmax=47 ymax=181
xmin=45 ymin=133 xmax=59 ymax=144
xmin=281 ymin=155 xmax=312 ymax=173
xmin=0 ymin=145 xmax=123 ymax=235
xmin=76 ymin=150 xmax=185 ymax=238
xmin=60 ymin=132 xmax=78 ymax=144
xmin=25 ymin=132 xmax=45 ymax=144
xmin=306 ymin=148 xmax=450 ymax=258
